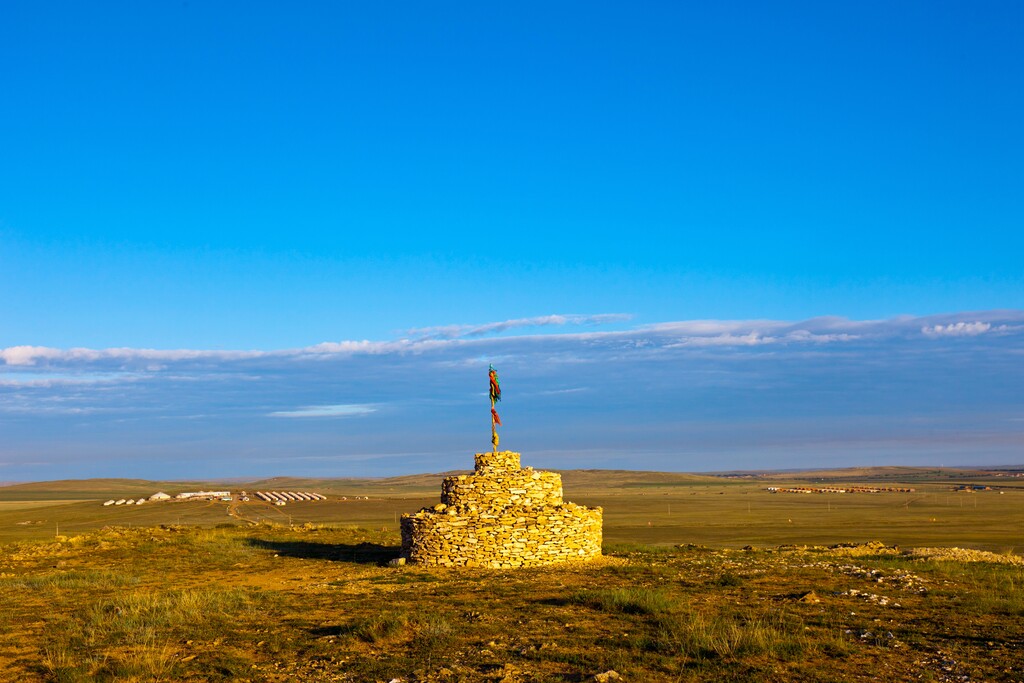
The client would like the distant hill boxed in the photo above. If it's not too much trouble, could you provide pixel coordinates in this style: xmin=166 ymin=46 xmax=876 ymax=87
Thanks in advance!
xmin=242 ymin=473 xmax=465 ymax=496
xmin=0 ymin=469 xmax=736 ymax=501
xmin=3 ymin=465 xmax=1021 ymax=502
xmin=0 ymin=478 xmax=227 ymax=501
xmin=750 ymin=465 xmax=1021 ymax=483
xmin=554 ymin=469 xmax=726 ymax=489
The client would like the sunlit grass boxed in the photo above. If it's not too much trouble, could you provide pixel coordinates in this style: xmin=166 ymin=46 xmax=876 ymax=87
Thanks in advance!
xmin=0 ymin=569 xmax=138 ymax=591
xmin=0 ymin=497 xmax=1020 ymax=682
xmin=37 ymin=587 xmax=274 ymax=681
xmin=569 ymin=587 xmax=674 ymax=615
xmin=653 ymin=608 xmax=815 ymax=661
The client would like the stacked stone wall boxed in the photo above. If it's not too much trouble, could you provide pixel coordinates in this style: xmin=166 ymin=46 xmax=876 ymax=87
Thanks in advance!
xmin=441 ymin=469 xmax=563 ymax=509
xmin=401 ymin=450 xmax=603 ymax=568
xmin=474 ymin=450 xmax=520 ymax=473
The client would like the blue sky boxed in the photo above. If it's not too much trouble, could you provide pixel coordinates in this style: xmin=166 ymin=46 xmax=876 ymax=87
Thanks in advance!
xmin=1 ymin=2 xmax=1022 ymax=480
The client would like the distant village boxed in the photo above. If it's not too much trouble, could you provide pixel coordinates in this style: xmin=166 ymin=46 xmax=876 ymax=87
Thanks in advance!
xmin=767 ymin=484 xmax=1009 ymax=494
xmin=766 ymin=486 xmax=916 ymax=494
xmin=101 ymin=490 xmax=341 ymax=506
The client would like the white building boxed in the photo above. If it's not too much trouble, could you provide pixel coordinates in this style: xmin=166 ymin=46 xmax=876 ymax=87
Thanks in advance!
xmin=175 ymin=490 xmax=231 ymax=500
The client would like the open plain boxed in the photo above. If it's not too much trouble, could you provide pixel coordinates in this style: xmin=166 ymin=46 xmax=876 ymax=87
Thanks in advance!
xmin=0 ymin=467 xmax=1021 ymax=682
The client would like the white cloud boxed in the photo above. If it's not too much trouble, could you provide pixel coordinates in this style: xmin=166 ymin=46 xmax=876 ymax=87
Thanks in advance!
xmin=3 ymin=308 xmax=1024 ymax=479
xmin=661 ymin=328 xmax=859 ymax=349
xmin=0 ymin=371 xmax=141 ymax=388
xmin=299 ymin=340 xmax=393 ymax=355
xmin=406 ymin=313 xmax=632 ymax=340
xmin=0 ymin=345 xmax=265 ymax=366
xmin=921 ymin=322 xmax=992 ymax=337
xmin=3 ymin=311 xmax=1023 ymax=370
xmin=783 ymin=330 xmax=858 ymax=343
xmin=666 ymin=332 xmax=776 ymax=347
xmin=644 ymin=320 xmax=775 ymax=335
xmin=268 ymin=403 xmax=377 ymax=418
xmin=0 ymin=345 xmax=64 ymax=366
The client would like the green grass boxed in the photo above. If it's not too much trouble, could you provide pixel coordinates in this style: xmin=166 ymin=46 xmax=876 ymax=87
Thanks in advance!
xmin=38 ymin=587 xmax=274 ymax=682
xmin=916 ymin=560 xmax=1024 ymax=617
xmin=653 ymin=608 xmax=815 ymax=661
xmin=715 ymin=571 xmax=744 ymax=586
xmin=0 ymin=569 xmax=138 ymax=591
xmin=569 ymin=587 xmax=674 ymax=615
xmin=344 ymin=611 xmax=410 ymax=643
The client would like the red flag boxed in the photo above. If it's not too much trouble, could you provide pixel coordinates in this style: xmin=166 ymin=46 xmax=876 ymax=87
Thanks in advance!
xmin=491 ymin=408 xmax=502 ymax=426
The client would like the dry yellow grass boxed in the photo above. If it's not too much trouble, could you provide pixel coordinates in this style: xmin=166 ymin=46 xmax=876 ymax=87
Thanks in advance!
xmin=0 ymin=523 xmax=1019 ymax=681
xmin=0 ymin=469 xmax=1021 ymax=681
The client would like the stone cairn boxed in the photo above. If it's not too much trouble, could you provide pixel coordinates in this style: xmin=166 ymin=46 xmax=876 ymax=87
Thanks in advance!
xmin=400 ymin=450 xmax=603 ymax=568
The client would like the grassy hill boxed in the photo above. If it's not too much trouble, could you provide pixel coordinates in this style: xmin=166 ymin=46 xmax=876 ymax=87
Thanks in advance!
xmin=0 ymin=479 xmax=219 ymax=501
xmin=754 ymin=465 xmax=1020 ymax=484
xmin=556 ymin=469 xmax=726 ymax=490
xmin=5 ymin=466 xmax=1021 ymax=502
xmin=0 ymin=469 xmax=729 ymax=504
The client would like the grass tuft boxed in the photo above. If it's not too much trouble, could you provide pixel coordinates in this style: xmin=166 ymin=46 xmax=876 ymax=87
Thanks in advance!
xmin=38 ymin=587 xmax=270 ymax=680
xmin=410 ymin=613 xmax=454 ymax=651
xmin=715 ymin=571 xmax=744 ymax=587
xmin=346 ymin=611 xmax=410 ymax=643
xmin=569 ymin=588 xmax=673 ymax=615
xmin=655 ymin=608 xmax=811 ymax=661
xmin=41 ymin=641 xmax=90 ymax=683
xmin=1 ymin=569 xmax=138 ymax=591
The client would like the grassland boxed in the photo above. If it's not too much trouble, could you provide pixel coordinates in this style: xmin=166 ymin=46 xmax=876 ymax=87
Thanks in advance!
xmin=2 ymin=468 xmax=1021 ymax=551
xmin=0 ymin=467 xmax=1021 ymax=681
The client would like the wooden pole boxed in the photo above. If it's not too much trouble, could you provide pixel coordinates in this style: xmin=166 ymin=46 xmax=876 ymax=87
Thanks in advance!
xmin=491 ymin=390 xmax=497 ymax=453
xmin=489 ymin=365 xmax=500 ymax=453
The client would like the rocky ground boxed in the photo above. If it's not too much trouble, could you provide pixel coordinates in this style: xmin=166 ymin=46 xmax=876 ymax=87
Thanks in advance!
xmin=0 ymin=526 xmax=1021 ymax=682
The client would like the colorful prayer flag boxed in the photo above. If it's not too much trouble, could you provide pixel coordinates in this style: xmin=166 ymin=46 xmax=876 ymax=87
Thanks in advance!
xmin=489 ymin=365 xmax=501 ymax=403
xmin=489 ymin=364 xmax=502 ymax=452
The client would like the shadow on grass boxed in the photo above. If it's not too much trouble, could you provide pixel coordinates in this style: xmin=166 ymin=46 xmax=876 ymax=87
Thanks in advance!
xmin=309 ymin=624 xmax=348 ymax=637
xmin=246 ymin=538 xmax=401 ymax=564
